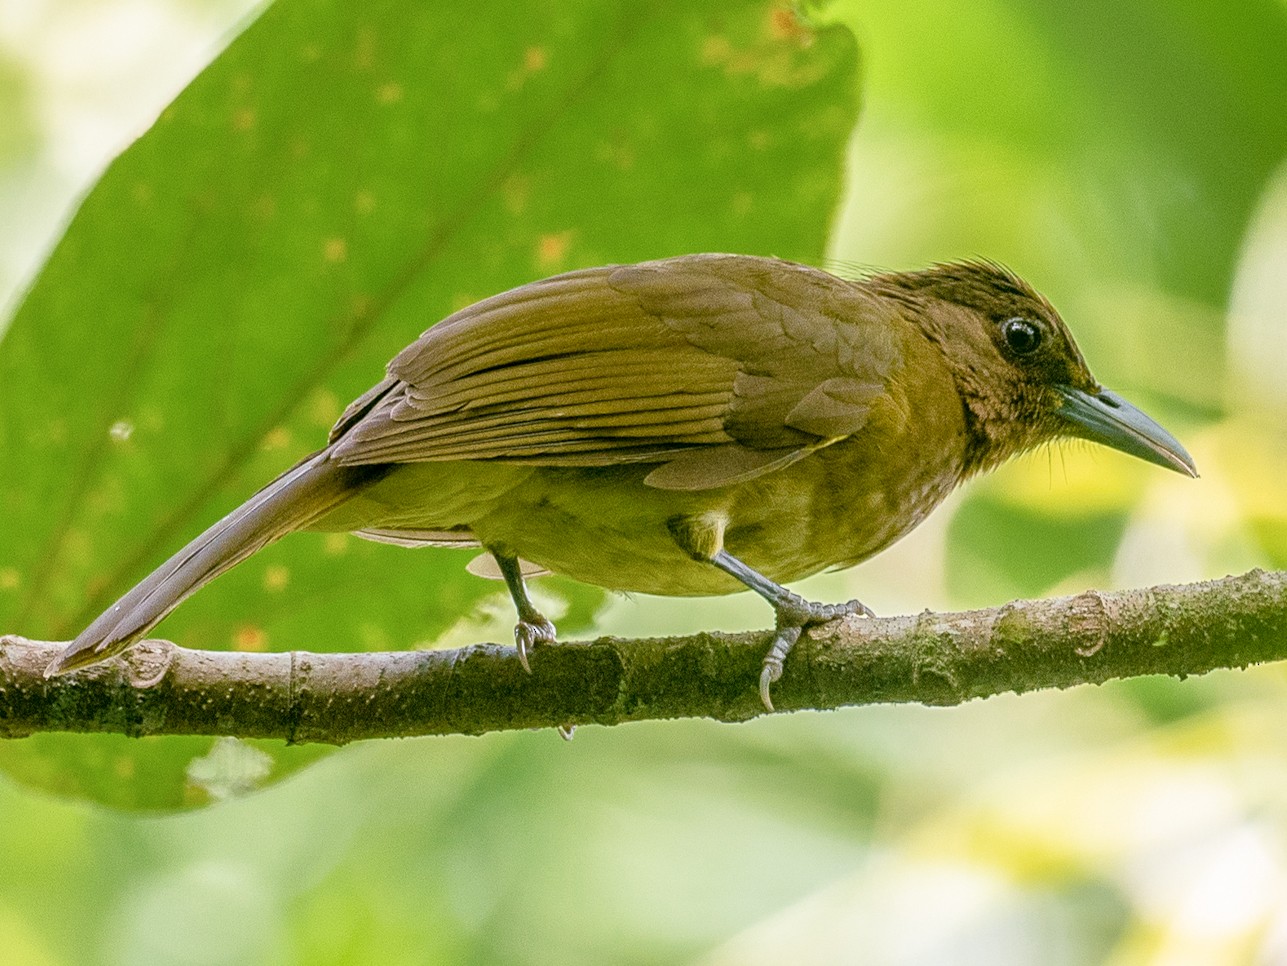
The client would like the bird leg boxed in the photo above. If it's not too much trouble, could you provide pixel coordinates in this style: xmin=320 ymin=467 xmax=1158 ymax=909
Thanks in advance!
xmin=492 ymin=549 xmax=557 ymax=672
xmin=710 ymin=549 xmax=874 ymax=712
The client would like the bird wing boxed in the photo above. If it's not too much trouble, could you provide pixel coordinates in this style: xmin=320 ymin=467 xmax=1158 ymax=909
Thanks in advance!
xmin=329 ymin=254 xmax=904 ymax=491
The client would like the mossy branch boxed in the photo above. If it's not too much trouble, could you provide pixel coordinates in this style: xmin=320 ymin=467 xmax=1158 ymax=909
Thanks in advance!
xmin=2 ymin=567 xmax=1283 ymax=744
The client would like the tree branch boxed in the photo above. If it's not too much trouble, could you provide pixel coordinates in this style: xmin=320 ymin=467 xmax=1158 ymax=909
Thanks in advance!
xmin=3 ymin=568 xmax=1284 ymax=744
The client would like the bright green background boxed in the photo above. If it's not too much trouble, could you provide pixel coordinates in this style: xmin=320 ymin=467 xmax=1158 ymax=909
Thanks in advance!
xmin=2 ymin=0 xmax=1287 ymax=962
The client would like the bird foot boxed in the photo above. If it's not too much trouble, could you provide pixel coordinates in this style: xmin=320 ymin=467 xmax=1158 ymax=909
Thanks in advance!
xmin=759 ymin=596 xmax=874 ymax=712
xmin=514 ymin=615 xmax=557 ymax=673
xmin=513 ymin=612 xmax=568 ymax=740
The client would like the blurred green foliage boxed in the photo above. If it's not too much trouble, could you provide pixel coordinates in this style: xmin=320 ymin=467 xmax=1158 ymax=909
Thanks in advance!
xmin=2 ymin=0 xmax=1287 ymax=963
xmin=0 ymin=52 xmax=35 ymax=166
xmin=832 ymin=0 xmax=1287 ymax=601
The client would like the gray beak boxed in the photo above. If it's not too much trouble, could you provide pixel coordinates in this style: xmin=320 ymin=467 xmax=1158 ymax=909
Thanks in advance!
xmin=1055 ymin=386 xmax=1198 ymax=478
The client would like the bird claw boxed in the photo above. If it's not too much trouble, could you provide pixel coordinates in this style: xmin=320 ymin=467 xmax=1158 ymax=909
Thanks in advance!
xmin=514 ymin=616 xmax=557 ymax=673
xmin=833 ymin=597 xmax=875 ymax=620
xmin=759 ymin=660 xmax=782 ymax=713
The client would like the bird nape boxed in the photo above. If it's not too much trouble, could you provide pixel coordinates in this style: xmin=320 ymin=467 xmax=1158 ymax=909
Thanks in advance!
xmin=45 ymin=254 xmax=1197 ymax=711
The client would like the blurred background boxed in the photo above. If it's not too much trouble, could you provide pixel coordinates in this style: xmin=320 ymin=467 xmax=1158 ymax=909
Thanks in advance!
xmin=1 ymin=0 xmax=1286 ymax=963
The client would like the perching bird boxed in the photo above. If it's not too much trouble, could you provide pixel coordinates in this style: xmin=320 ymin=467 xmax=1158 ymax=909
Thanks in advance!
xmin=46 ymin=254 xmax=1197 ymax=709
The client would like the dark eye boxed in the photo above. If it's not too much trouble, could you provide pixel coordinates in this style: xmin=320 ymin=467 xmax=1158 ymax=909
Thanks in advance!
xmin=1002 ymin=318 xmax=1042 ymax=355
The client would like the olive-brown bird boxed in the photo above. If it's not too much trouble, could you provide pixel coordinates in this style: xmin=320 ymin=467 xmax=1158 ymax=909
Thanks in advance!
xmin=47 ymin=254 xmax=1197 ymax=708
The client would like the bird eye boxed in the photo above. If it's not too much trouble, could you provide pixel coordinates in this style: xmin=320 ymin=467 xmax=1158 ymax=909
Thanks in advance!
xmin=1002 ymin=318 xmax=1041 ymax=355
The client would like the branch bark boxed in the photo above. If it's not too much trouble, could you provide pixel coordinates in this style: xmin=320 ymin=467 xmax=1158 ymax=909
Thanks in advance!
xmin=3 ymin=567 xmax=1284 ymax=745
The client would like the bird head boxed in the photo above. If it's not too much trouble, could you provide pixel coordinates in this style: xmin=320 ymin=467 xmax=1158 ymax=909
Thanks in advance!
xmin=876 ymin=261 xmax=1197 ymax=479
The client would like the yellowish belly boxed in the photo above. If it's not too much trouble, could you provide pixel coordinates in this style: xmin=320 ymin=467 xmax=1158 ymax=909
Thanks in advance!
xmin=313 ymin=431 xmax=964 ymax=598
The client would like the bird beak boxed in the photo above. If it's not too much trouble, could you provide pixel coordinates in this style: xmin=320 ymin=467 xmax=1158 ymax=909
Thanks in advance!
xmin=1054 ymin=386 xmax=1198 ymax=477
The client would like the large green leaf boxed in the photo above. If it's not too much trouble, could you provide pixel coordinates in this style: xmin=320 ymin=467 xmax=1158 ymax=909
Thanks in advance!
xmin=0 ymin=0 xmax=859 ymax=807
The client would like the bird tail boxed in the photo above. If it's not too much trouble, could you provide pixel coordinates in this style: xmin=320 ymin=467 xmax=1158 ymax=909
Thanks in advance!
xmin=45 ymin=451 xmax=382 ymax=676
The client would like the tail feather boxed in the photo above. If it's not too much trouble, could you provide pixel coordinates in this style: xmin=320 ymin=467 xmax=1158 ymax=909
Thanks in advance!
xmin=46 ymin=451 xmax=382 ymax=676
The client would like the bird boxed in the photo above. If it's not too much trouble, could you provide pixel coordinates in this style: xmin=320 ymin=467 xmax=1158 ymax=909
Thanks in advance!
xmin=45 ymin=253 xmax=1197 ymax=709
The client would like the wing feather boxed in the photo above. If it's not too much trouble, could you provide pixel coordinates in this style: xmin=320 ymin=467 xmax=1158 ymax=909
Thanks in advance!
xmin=330 ymin=255 xmax=905 ymax=489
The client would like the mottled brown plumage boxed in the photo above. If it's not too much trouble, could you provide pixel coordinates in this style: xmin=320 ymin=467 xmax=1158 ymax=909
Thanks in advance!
xmin=47 ymin=254 xmax=1196 ymax=708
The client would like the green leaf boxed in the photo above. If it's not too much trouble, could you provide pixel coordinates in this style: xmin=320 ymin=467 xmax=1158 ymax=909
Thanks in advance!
xmin=0 ymin=0 xmax=859 ymax=808
xmin=0 ymin=733 xmax=331 ymax=810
